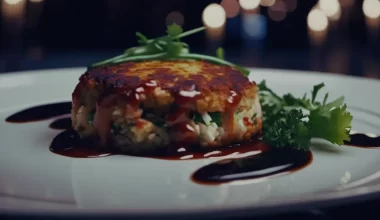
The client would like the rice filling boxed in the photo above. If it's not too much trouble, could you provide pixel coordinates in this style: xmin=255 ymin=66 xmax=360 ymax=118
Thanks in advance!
xmin=73 ymin=97 xmax=261 ymax=152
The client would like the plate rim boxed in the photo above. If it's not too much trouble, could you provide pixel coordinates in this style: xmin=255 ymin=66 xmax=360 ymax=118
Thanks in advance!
xmin=1 ymin=67 xmax=380 ymax=218
xmin=2 ymin=188 xmax=380 ymax=218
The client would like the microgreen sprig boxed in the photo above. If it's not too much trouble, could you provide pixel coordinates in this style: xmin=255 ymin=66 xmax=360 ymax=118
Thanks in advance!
xmin=90 ymin=24 xmax=250 ymax=76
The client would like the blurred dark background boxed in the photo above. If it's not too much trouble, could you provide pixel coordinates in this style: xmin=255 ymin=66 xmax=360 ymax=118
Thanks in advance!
xmin=0 ymin=0 xmax=379 ymax=78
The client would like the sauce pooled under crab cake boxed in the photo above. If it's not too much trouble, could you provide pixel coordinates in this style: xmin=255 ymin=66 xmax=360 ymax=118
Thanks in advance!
xmin=71 ymin=60 xmax=262 ymax=153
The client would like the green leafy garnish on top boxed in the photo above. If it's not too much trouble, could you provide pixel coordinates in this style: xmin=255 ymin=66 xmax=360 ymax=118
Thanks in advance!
xmin=259 ymin=80 xmax=353 ymax=150
xmin=90 ymin=24 xmax=250 ymax=76
xmin=216 ymin=47 xmax=224 ymax=60
xmin=166 ymin=24 xmax=183 ymax=37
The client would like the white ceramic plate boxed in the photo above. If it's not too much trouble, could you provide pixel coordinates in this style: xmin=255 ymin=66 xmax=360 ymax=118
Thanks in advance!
xmin=1 ymin=68 xmax=380 ymax=218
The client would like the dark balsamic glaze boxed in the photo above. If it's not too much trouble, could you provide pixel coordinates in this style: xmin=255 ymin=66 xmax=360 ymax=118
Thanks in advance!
xmin=191 ymin=148 xmax=312 ymax=184
xmin=5 ymin=102 xmax=71 ymax=123
xmin=49 ymin=131 xmax=268 ymax=160
xmin=49 ymin=117 xmax=71 ymax=130
xmin=49 ymin=130 xmax=313 ymax=182
xmin=50 ymin=130 xmax=115 ymax=158
xmin=345 ymin=133 xmax=380 ymax=148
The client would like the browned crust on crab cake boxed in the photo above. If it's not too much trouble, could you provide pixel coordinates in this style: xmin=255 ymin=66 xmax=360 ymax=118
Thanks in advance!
xmin=71 ymin=60 xmax=263 ymax=152
xmin=74 ymin=60 xmax=257 ymax=113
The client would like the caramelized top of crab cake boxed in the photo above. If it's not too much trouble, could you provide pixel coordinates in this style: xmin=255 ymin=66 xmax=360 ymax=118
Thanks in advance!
xmin=76 ymin=60 xmax=257 ymax=113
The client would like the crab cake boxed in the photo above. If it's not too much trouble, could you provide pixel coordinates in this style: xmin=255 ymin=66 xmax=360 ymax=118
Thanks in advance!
xmin=71 ymin=60 xmax=262 ymax=153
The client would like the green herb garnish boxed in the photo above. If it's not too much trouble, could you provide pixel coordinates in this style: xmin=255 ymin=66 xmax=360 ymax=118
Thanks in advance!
xmin=152 ymin=121 xmax=167 ymax=128
xmin=90 ymin=24 xmax=250 ymax=76
xmin=88 ymin=111 xmax=95 ymax=123
xmin=259 ymin=80 xmax=353 ymax=150
xmin=142 ymin=112 xmax=167 ymax=128
xmin=111 ymin=123 xmax=121 ymax=135
xmin=209 ymin=112 xmax=222 ymax=126
xmin=194 ymin=112 xmax=222 ymax=126
xmin=216 ymin=47 xmax=224 ymax=60
xmin=193 ymin=113 xmax=203 ymax=124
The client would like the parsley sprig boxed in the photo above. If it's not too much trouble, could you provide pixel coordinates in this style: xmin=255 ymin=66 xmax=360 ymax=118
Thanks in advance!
xmin=259 ymin=80 xmax=353 ymax=150
xmin=91 ymin=24 xmax=249 ymax=76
